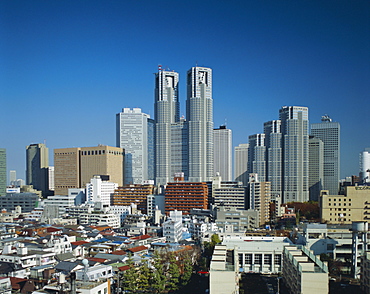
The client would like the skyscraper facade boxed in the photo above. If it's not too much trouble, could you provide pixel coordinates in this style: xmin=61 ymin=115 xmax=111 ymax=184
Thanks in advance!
xmin=186 ymin=66 xmax=213 ymax=182
xmin=311 ymin=115 xmax=340 ymax=195
xmin=116 ymin=108 xmax=154 ymax=185
xmin=264 ymin=120 xmax=282 ymax=200
xmin=279 ymin=106 xmax=309 ymax=203
xmin=170 ymin=117 xmax=188 ymax=180
xmin=359 ymin=148 xmax=370 ymax=183
xmin=213 ymin=125 xmax=232 ymax=181
xmin=9 ymin=170 xmax=16 ymax=185
xmin=308 ymin=136 xmax=324 ymax=201
xmin=0 ymin=148 xmax=6 ymax=196
xmin=154 ymin=69 xmax=180 ymax=185
xmin=234 ymin=143 xmax=249 ymax=186
xmin=26 ymin=143 xmax=49 ymax=196
xmin=248 ymin=134 xmax=266 ymax=182
xmin=54 ymin=145 xmax=124 ymax=195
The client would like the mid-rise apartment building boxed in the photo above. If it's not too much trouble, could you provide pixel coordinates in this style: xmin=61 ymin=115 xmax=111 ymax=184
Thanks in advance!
xmin=111 ymin=184 xmax=155 ymax=214
xmin=165 ymin=181 xmax=208 ymax=215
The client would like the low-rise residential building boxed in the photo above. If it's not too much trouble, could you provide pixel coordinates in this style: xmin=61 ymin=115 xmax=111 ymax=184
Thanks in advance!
xmin=283 ymin=245 xmax=328 ymax=294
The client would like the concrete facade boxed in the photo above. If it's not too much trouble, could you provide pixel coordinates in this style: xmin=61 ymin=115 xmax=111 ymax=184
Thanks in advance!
xmin=54 ymin=145 xmax=124 ymax=195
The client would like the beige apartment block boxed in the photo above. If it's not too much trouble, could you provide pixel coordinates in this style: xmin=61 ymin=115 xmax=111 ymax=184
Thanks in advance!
xmin=54 ymin=145 xmax=124 ymax=195
xmin=320 ymin=186 xmax=370 ymax=224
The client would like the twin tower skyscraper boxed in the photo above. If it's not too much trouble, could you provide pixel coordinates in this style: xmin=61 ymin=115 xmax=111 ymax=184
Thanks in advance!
xmin=117 ymin=66 xmax=214 ymax=186
xmin=155 ymin=66 xmax=213 ymax=185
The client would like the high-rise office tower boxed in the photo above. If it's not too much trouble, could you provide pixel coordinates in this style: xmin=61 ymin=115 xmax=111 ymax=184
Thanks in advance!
xmin=116 ymin=108 xmax=154 ymax=185
xmin=187 ymin=66 xmax=213 ymax=182
xmin=154 ymin=69 xmax=180 ymax=185
xmin=0 ymin=148 xmax=6 ymax=196
xmin=279 ymin=106 xmax=309 ymax=203
xmin=264 ymin=120 xmax=282 ymax=200
xmin=54 ymin=145 xmax=124 ymax=195
xmin=359 ymin=148 xmax=370 ymax=183
xmin=308 ymin=136 xmax=324 ymax=201
xmin=170 ymin=117 xmax=188 ymax=181
xmin=264 ymin=120 xmax=283 ymax=200
xmin=234 ymin=143 xmax=249 ymax=186
xmin=26 ymin=143 xmax=49 ymax=196
xmin=311 ymin=115 xmax=340 ymax=195
xmin=213 ymin=125 xmax=232 ymax=181
xmin=248 ymin=134 xmax=266 ymax=182
xmin=9 ymin=170 xmax=16 ymax=185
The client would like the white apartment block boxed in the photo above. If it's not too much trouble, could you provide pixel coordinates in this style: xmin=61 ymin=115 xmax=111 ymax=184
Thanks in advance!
xmin=86 ymin=175 xmax=118 ymax=206
xmin=163 ymin=219 xmax=183 ymax=243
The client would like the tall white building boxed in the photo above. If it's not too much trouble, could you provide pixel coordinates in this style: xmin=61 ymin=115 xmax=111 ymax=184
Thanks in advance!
xmin=86 ymin=175 xmax=118 ymax=206
xmin=154 ymin=69 xmax=180 ymax=185
xmin=116 ymin=108 xmax=154 ymax=184
xmin=311 ymin=115 xmax=340 ymax=195
xmin=279 ymin=106 xmax=309 ymax=203
xmin=264 ymin=120 xmax=282 ymax=200
xmin=213 ymin=125 xmax=232 ymax=181
xmin=360 ymin=148 xmax=370 ymax=183
xmin=234 ymin=143 xmax=249 ymax=186
xmin=187 ymin=66 xmax=213 ymax=182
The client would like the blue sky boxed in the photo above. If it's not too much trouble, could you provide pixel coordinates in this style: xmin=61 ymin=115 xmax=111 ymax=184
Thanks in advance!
xmin=1 ymin=0 xmax=369 ymax=181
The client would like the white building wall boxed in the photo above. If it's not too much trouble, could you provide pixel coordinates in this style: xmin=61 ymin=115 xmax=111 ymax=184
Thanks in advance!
xmin=86 ymin=176 xmax=118 ymax=205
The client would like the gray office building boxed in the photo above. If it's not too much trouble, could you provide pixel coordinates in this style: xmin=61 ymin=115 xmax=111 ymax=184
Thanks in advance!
xmin=279 ymin=106 xmax=309 ymax=203
xmin=187 ymin=66 xmax=214 ymax=182
xmin=0 ymin=149 xmax=5 ymax=196
xmin=26 ymin=143 xmax=49 ymax=196
xmin=154 ymin=69 xmax=180 ymax=185
xmin=309 ymin=136 xmax=324 ymax=201
xmin=264 ymin=120 xmax=282 ymax=200
xmin=311 ymin=115 xmax=340 ymax=195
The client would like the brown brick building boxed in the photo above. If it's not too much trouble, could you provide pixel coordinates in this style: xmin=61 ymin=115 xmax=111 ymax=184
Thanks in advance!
xmin=54 ymin=145 xmax=124 ymax=195
xmin=165 ymin=182 xmax=208 ymax=215
xmin=111 ymin=184 xmax=155 ymax=214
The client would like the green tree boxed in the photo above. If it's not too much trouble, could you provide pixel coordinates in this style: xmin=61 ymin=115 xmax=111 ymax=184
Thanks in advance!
xmin=179 ymin=255 xmax=193 ymax=287
xmin=166 ymin=253 xmax=180 ymax=292
xmin=121 ymin=258 xmax=138 ymax=293
xmin=150 ymin=253 xmax=166 ymax=293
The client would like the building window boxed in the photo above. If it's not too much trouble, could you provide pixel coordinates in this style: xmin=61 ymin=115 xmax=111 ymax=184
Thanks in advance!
xmin=264 ymin=254 xmax=272 ymax=265
xmin=255 ymin=254 xmax=262 ymax=265
xmin=274 ymin=255 xmax=281 ymax=265
xmin=245 ymin=254 xmax=252 ymax=264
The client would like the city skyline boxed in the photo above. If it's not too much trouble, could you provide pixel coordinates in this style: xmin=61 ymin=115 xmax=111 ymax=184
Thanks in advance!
xmin=1 ymin=1 xmax=369 ymax=180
